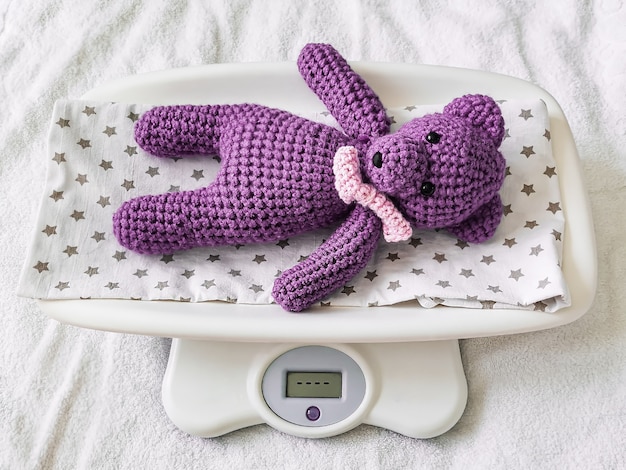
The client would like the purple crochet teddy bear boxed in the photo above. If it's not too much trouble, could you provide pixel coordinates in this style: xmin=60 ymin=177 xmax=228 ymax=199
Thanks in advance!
xmin=113 ymin=43 xmax=506 ymax=312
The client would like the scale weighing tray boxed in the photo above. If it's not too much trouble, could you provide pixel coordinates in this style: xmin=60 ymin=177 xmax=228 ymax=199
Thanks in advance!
xmin=38 ymin=60 xmax=596 ymax=438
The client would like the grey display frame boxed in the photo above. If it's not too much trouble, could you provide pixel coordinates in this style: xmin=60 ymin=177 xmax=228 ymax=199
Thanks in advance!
xmin=261 ymin=346 xmax=366 ymax=427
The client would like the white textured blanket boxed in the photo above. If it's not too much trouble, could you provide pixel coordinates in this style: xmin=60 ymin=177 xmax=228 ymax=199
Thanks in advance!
xmin=2 ymin=1 xmax=624 ymax=469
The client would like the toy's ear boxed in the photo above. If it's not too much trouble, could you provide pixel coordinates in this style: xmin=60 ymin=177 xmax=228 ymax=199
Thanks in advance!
xmin=444 ymin=94 xmax=505 ymax=146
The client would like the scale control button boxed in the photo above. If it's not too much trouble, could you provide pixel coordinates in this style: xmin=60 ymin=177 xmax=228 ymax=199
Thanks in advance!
xmin=306 ymin=406 xmax=321 ymax=421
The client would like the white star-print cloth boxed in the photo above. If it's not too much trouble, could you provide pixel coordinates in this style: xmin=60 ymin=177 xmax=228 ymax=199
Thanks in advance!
xmin=18 ymin=99 xmax=569 ymax=312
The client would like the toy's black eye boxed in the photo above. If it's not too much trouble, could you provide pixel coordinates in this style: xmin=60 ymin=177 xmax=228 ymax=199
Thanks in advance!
xmin=426 ymin=131 xmax=441 ymax=144
xmin=372 ymin=151 xmax=383 ymax=168
xmin=420 ymin=181 xmax=436 ymax=197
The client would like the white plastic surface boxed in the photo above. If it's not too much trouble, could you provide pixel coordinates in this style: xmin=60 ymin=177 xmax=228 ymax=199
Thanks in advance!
xmin=162 ymin=340 xmax=466 ymax=438
xmin=39 ymin=61 xmax=597 ymax=342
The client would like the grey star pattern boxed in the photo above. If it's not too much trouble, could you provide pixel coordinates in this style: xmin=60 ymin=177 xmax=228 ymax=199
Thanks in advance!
xmin=77 ymin=138 xmax=91 ymax=149
xmin=459 ymin=269 xmax=474 ymax=278
xmin=52 ymin=152 xmax=66 ymax=164
xmin=124 ymin=146 xmax=138 ymax=157
xmin=33 ymin=261 xmax=50 ymax=273
xmin=433 ymin=253 xmax=447 ymax=263
xmin=50 ymin=190 xmax=64 ymax=202
xmin=21 ymin=100 xmax=568 ymax=311
xmin=75 ymin=174 xmax=89 ymax=185
xmin=146 ymin=167 xmax=160 ymax=177
xmin=99 ymin=160 xmax=113 ymax=171
xmin=91 ymin=231 xmax=105 ymax=243
xmin=55 ymin=281 xmax=70 ymax=291
xmin=42 ymin=225 xmax=57 ymax=236
xmin=537 ymin=277 xmax=551 ymax=289
xmin=121 ymin=179 xmax=135 ymax=191
xmin=103 ymin=126 xmax=117 ymax=137
xmin=455 ymin=240 xmax=470 ymax=250
xmin=341 ymin=286 xmax=356 ymax=296
xmin=503 ymin=238 xmax=517 ymax=248
xmin=519 ymin=109 xmax=533 ymax=120
xmin=481 ymin=255 xmax=496 ymax=265
xmin=544 ymin=166 xmax=557 ymax=178
xmin=388 ymin=280 xmax=401 ymax=291
xmin=84 ymin=266 xmax=99 ymax=277
xmin=70 ymin=210 xmax=85 ymax=221
xmin=63 ymin=245 xmax=78 ymax=257
xmin=547 ymin=202 xmax=561 ymax=214
xmin=521 ymin=184 xmax=535 ymax=196
xmin=524 ymin=220 xmax=539 ymax=229
xmin=409 ymin=237 xmax=423 ymax=248
xmin=520 ymin=146 xmax=536 ymax=158
xmin=96 ymin=196 xmax=111 ymax=208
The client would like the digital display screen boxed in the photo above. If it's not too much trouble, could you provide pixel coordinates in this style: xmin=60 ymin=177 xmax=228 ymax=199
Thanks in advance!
xmin=286 ymin=371 xmax=342 ymax=398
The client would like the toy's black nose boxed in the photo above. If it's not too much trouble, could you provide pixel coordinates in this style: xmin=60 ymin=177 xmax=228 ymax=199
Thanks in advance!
xmin=372 ymin=151 xmax=383 ymax=168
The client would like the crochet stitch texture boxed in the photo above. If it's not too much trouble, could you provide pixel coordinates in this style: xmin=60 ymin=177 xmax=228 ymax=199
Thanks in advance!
xmin=113 ymin=43 xmax=506 ymax=312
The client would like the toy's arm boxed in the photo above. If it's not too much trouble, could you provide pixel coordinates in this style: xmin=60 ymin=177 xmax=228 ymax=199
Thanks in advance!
xmin=297 ymin=43 xmax=390 ymax=140
xmin=447 ymin=194 xmax=503 ymax=243
xmin=272 ymin=204 xmax=382 ymax=312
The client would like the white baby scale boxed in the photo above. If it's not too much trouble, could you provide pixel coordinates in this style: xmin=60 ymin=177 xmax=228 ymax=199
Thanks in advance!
xmin=38 ymin=61 xmax=596 ymax=439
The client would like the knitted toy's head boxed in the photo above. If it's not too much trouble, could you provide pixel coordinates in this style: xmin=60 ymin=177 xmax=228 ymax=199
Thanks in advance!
xmin=362 ymin=94 xmax=506 ymax=231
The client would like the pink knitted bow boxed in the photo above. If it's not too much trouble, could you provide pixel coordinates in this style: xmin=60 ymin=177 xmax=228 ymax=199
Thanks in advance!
xmin=333 ymin=146 xmax=413 ymax=243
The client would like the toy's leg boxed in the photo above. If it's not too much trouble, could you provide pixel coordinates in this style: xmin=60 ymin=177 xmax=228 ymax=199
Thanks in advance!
xmin=134 ymin=105 xmax=229 ymax=158
xmin=113 ymin=182 xmax=339 ymax=254
xmin=113 ymin=184 xmax=263 ymax=254
xmin=446 ymin=194 xmax=503 ymax=243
